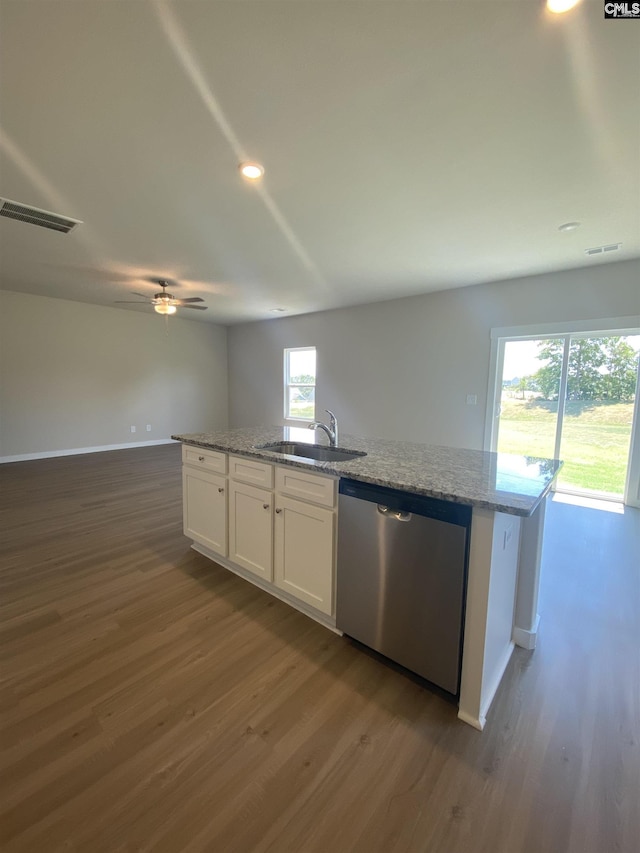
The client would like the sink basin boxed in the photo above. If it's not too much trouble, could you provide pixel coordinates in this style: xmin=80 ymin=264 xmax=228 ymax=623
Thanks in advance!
xmin=256 ymin=442 xmax=367 ymax=463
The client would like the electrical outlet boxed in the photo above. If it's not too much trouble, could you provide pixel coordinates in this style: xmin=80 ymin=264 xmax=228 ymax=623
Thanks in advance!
xmin=146 ymin=424 xmax=152 ymax=432
xmin=466 ymin=394 xmax=477 ymax=405
xmin=130 ymin=425 xmax=136 ymax=434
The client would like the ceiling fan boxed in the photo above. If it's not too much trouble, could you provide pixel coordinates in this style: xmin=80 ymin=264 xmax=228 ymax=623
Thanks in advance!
xmin=115 ymin=279 xmax=207 ymax=315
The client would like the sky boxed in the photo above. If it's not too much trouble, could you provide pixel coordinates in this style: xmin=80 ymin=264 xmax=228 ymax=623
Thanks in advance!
xmin=288 ymin=347 xmax=316 ymax=380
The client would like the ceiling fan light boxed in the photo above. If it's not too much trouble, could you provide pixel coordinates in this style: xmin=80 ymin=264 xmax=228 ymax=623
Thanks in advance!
xmin=154 ymin=302 xmax=177 ymax=315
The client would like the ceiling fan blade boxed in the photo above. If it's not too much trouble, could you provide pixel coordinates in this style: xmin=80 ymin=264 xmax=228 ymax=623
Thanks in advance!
xmin=131 ymin=291 xmax=151 ymax=298
xmin=175 ymin=297 xmax=204 ymax=304
xmin=114 ymin=300 xmax=149 ymax=304
xmin=182 ymin=304 xmax=208 ymax=310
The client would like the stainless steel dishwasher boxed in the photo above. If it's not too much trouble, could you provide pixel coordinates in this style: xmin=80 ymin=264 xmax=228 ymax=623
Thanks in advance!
xmin=336 ymin=478 xmax=471 ymax=697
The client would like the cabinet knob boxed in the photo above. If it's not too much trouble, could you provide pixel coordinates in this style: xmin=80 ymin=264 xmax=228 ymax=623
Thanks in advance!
xmin=275 ymin=508 xmax=282 ymax=514
xmin=198 ymin=456 xmax=205 ymax=462
xmin=218 ymin=487 xmax=224 ymax=493
xmin=263 ymin=503 xmax=270 ymax=510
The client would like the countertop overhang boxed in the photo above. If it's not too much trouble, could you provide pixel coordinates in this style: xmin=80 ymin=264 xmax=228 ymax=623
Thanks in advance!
xmin=172 ymin=427 xmax=562 ymax=517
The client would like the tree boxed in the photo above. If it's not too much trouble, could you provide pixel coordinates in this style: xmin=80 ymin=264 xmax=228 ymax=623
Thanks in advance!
xmin=290 ymin=373 xmax=315 ymax=402
xmin=600 ymin=337 xmax=638 ymax=401
xmin=533 ymin=336 xmax=638 ymax=402
xmin=515 ymin=375 xmax=537 ymax=399
xmin=533 ymin=340 xmax=563 ymax=400
xmin=565 ymin=338 xmax=606 ymax=400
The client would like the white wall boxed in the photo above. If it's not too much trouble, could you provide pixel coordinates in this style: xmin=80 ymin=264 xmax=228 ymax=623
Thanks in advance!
xmin=228 ymin=259 xmax=640 ymax=449
xmin=0 ymin=291 xmax=228 ymax=459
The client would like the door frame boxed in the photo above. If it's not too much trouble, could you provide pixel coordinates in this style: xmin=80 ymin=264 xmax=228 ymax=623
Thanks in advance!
xmin=485 ymin=316 xmax=640 ymax=507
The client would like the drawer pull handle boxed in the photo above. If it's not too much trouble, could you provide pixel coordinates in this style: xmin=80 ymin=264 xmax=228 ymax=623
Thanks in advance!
xmin=198 ymin=455 xmax=205 ymax=462
xmin=275 ymin=508 xmax=282 ymax=514
xmin=218 ymin=487 xmax=224 ymax=493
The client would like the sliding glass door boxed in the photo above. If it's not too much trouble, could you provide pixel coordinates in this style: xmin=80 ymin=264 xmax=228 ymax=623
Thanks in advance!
xmin=490 ymin=329 xmax=640 ymax=504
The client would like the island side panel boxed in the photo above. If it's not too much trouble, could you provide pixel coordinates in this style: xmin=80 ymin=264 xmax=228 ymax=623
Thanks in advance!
xmin=458 ymin=508 xmax=521 ymax=730
xmin=513 ymin=496 xmax=547 ymax=649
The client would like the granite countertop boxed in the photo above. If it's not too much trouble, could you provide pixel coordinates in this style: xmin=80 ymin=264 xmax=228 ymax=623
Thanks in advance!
xmin=171 ymin=427 xmax=562 ymax=517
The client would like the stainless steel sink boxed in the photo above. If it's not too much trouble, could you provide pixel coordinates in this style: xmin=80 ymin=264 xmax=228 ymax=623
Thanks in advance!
xmin=256 ymin=442 xmax=367 ymax=463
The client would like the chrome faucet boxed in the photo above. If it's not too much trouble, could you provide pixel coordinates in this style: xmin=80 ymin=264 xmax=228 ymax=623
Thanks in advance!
xmin=308 ymin=409 xmax=338 ymax=447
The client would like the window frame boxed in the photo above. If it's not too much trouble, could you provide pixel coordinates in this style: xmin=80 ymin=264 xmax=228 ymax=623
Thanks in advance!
xmin=284 ymin=346 xmax=316 ymax=423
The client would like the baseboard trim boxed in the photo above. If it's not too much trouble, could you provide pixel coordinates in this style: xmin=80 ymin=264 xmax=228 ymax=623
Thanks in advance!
xmin=513 ymin=614 xmax=540 ymax=650
xmin=480 ymin=641 xmax=515 ymax=724
xmin=457 ymin=709 xmax=486 ymax=731
xmin=0 ymin=439 xmax=177 ymax=464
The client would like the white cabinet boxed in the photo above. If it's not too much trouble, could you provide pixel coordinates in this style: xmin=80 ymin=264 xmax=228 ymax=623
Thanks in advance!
xmin=275 ymin=466 xmax=336 ymax=508
xmin=229 ymin=455 xmax=274 ymax=488
xmin=181 ymin=446 xmax=338 ymax=626
xmin=228 ymin=480 xmax=273 ymax=581
xmin=182 ymin=467 xmax=227 ymax=557
xmin=182 ymin=445 xmax=227 ymax=474
xmin=274 ymin=495 xmax=335 ymax=616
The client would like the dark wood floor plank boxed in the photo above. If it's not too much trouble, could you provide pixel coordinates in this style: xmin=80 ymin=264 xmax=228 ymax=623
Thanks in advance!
xmin=1 ymin=445 xmax=638 ymax=852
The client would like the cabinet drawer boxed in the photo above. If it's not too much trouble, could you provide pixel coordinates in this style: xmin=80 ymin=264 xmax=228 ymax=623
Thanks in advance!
xmin=182 ymin=445 xmax=227 ymax=474
xmin=229 ymin=455 xmax=274 ymax=488
xmin=275 ymin=466 xmax=337 ymax=508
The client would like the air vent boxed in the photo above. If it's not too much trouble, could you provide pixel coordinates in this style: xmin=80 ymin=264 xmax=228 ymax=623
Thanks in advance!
xmin=585 ymin=243 xmax=622 ymax=256
xmin=0 ymin=198 xmax=82 ymax=234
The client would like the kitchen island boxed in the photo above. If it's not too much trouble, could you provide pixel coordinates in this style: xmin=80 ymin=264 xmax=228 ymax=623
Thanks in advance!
xmin=172 ymin=427 xmax=561 ymax=730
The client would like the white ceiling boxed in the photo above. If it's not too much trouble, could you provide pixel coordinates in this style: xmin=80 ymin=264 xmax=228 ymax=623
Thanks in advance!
xmin=0 ymin=0 xmax=638 ymax=325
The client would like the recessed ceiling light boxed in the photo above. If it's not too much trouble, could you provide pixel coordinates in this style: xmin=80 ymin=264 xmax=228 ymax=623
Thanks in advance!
xmin=546 ymin=0 xmax=582 ymax=13
xmin=558 ymin=221 xmax=581 ymax=232
xmin=270 ymin=307 xmax=286 ymax=313
xmin=239 ymin=162 xmax=264 ymax=181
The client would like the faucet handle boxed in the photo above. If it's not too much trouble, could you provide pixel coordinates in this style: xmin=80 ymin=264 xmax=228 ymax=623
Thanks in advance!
xmin=325 ymin=410 xmax=338 ymax=446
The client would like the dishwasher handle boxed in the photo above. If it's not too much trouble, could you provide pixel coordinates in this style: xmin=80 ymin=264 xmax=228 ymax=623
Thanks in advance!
xmin=377 ymin=504 xmax=412 ymax=522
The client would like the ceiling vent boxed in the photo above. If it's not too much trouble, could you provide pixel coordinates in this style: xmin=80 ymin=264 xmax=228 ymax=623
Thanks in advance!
xmin=585 ymin=243 xmax=622 ymax=256
xmin=0 ymin=198 xmax=82 ymax=234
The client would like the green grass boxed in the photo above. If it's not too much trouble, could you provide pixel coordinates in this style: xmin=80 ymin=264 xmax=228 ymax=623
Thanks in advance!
xmin=289 ymin=401 xmax=315 ymax=419
xmin=497 ymin=398 xmax=635 ymax=497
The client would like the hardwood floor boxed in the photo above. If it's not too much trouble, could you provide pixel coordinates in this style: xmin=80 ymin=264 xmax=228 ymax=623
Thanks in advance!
xmin=1 ymin=445 xmax=638 ymax=852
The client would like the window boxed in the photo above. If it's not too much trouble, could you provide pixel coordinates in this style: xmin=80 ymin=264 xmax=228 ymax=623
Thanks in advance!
xmin=284 ymin=347 xmax=316 ymax=421
xmin=486 ymin=318 xmax=640 ymax=507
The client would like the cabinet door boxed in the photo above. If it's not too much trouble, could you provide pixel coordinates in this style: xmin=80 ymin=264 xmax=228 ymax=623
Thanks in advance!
xmin=228 ymin=480 xmax=273 ymax=581
xmin=274 ymin=496 xmax=335 ymax=616
xmin=182 ymin=468 xmax=227 ymax=557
